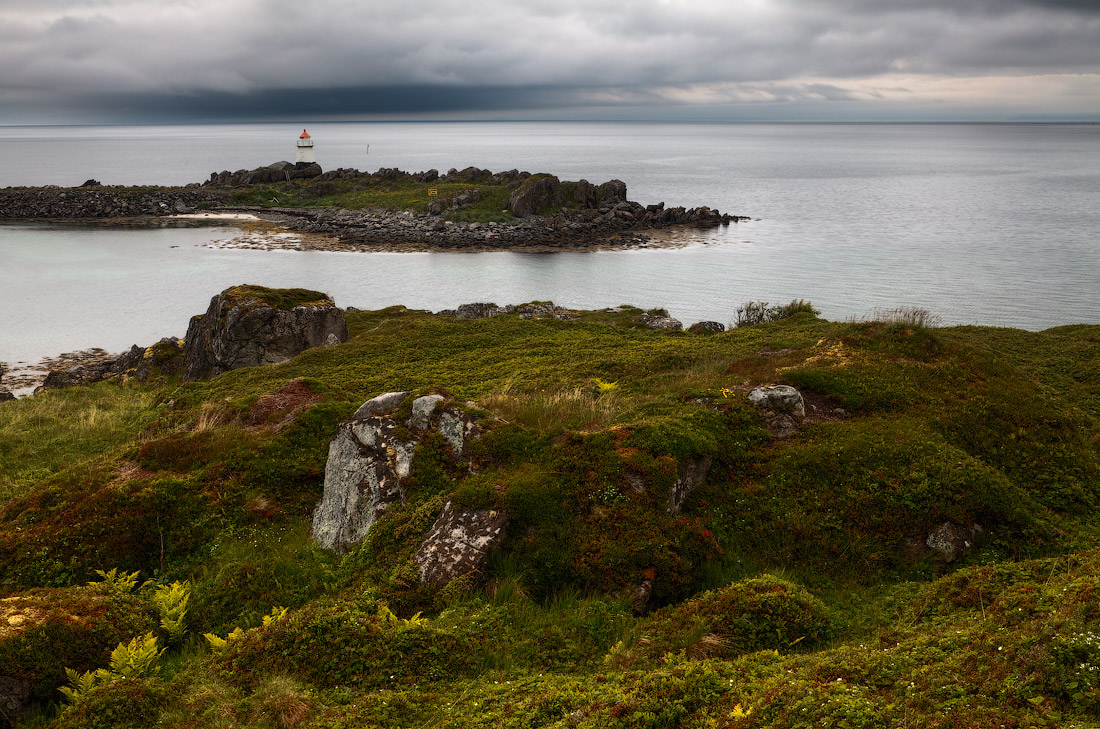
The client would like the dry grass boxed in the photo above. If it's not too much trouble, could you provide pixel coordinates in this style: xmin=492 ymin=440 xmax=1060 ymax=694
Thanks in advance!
xmin=482 ymin=382 xmax=621 ymax=434
xmin=867 ymin=306 xmax=943 ymax=328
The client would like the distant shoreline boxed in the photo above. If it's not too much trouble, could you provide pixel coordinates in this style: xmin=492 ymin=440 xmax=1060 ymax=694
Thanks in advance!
xmin=0 ymin=164 xmax=750 ymax=253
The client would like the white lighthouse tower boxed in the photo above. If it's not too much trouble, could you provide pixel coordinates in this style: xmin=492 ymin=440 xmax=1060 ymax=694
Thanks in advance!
xmin=296 ymin=129 xmax=315 ymax=164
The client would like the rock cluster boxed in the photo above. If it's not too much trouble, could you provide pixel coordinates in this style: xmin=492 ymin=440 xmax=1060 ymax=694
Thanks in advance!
xmin=435 ymin=301 xmax=579 ymax=320
xmin=35 ymin=339 xmax=185 ymax=393
xmin=182 ymin=286 xmax=349 ymax=382
xmin=206 ymin=160 xmax=322 ymax=186
xmin=748 ymin=385 xmax=806 ymax=439
xmin=311 ymin=391 xmax=483 ymax=559
xmin=0 ymin=186 xmax=226 ymax=218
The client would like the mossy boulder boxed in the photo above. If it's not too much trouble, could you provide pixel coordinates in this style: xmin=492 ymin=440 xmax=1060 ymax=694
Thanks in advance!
xmin=182 ymin=285 xmax=349 ymax=381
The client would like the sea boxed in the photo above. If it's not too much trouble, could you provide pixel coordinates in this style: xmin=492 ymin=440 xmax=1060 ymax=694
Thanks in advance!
xmin=1 ymin=121 xmax=1099 ymax=374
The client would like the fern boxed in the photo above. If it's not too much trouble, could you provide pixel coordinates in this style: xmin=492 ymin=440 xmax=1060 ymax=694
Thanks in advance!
xmin=91 ymin=567 xmax=140 ymax=594
xmin=204 ymin=626 xmax=245 ymax=653
xmin=153 ymin=580 xmax=191 ymax=644
xmin=109 ymin=632 xmax=164 ymax=678
xmin=59 ymin=633 xmax=162 ymax=707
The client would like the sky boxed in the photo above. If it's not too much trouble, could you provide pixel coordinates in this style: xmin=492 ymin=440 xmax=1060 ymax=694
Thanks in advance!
xmin=2 ymin=0 xmax=1099 ymax=124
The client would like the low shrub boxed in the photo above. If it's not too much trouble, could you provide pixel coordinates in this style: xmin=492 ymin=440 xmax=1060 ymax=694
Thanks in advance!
xmin=611 ymin=575 xmax=833 ymax=665
xmin=735 ymin=300 xmax=819 ymax=328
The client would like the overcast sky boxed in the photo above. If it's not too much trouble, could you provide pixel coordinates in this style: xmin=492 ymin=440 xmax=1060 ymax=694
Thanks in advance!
xmin=3 ymin=0 xmax=1099 ymax=123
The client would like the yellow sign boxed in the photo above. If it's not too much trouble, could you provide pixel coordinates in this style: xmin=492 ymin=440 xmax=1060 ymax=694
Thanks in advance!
xmin=428 ymin=188 xmax=438 ymax=197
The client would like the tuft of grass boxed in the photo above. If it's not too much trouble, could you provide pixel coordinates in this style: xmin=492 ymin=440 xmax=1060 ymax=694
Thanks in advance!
xmin=0 ymin=384 xmax=157 ymax=501
xmin=482 ymin=382 xmax=620 ymax=434
xmin=867 ymin=305 xmax=943 ymax=328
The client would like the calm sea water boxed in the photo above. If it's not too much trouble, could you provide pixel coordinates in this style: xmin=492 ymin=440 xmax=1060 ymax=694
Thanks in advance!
xmin=1 ymin=122 xmax=1099 ymax=368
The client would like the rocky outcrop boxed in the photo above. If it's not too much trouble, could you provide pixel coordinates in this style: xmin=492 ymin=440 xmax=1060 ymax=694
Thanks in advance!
xmin=206 ymin=161 xmax=322 ymax=187
xmin=182 ymin=286 xmax=348 ymax=382
xmin=748 ymin=385 xmax=806 ymax=439
xmin=508 ymin=176 xmax=566 ymax=217
xmin=311 ymin=391 xmax=480 ymax=553
xmin=35 ymin=338 xmax=186 ymax=393
xmin=640 ymin=310 xmax=683 ymax=331
xmin=436 ymin=301 xmax=578 ymax=320
xmin=414 ymin=502 xmax=508 ymax=586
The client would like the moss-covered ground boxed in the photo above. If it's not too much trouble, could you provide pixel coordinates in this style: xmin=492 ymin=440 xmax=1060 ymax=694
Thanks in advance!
xmin=1 ymin=303 xmax=1099 ymax=728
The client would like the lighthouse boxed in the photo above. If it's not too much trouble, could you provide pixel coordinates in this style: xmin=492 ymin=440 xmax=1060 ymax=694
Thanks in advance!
xmin=296 ymin=129 xmax=315 ymax=164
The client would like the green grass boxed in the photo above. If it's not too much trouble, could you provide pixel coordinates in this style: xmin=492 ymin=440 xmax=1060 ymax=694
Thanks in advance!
xmin=2 ymin=301 xmax=1100 ymax=728
xmin=229 ymin=176 xmax=516 ymax=221
xmin=0 ymin=384 xmax=159 ymax=502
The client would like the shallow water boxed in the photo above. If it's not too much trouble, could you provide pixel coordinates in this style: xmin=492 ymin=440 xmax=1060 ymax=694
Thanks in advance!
xmin=2 ymin=122 xmax=1098 ymax=369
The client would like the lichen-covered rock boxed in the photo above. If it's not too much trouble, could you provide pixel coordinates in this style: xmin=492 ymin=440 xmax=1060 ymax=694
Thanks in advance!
xmin=667 ymin=455 xmax=713 ymax=515
xmin=748 ymin=385 xmax=805 ymax=439
xmin=926 ymin=522 xmax=981 ymax=562
xmin=353 ymin=391 xmax=410 ymax=420
xmin=311 ymin=391 xmax=480 ymax=553
xmin=182 ymin=285 xmax=348 ymax=381
xmin=640 ymin=311 xmax=683 ymax=331
xmin=415 ymin=501 xmax=508 ymax=586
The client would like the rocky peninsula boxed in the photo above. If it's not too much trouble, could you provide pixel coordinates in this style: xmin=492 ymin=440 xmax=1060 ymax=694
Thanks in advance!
xmin=0 ymin=162 xmax=749 ymax=251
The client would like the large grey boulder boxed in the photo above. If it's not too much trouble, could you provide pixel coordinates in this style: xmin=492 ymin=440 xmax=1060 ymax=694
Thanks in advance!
xmin=748 ymin=385 xmax=806 ymax=439
xmin=415 ymin=501 xmax=508 ymax=586
xmin=311 ymin=391 xmax=480 ymax=553
xmin=182 ymin=285 xmax=348 ymax=381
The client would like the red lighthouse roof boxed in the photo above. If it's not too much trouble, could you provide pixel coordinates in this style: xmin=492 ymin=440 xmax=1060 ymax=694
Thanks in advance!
xmin=299 ymin=129 xmax=311 ymax=138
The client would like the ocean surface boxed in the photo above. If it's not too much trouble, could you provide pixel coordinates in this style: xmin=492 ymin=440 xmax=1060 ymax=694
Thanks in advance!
xmin=1 ymin=122 xmax=1099 ymax=370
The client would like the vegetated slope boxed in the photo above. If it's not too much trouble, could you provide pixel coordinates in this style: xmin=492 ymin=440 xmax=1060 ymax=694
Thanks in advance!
xmin=1 ymin=305 xmax=1098 ymax=728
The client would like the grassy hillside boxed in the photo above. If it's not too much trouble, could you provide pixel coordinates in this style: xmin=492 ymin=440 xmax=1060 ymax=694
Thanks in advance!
xmin=1 ymin=302 xmax=1098 ymax=728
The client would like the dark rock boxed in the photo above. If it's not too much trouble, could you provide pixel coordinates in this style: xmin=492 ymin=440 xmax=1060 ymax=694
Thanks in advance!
xmin=748 ymin=385 xmax=805 ymax=439
xmin=0 ymin=391 xmax=14 ymax=403
xmin=667 ymin=455 xmax=713 ymax=514
xmin=0 ymin=675 xmax=32 ymax=728
xmin=508 ymin=176 xmax=564 ymax=217
xmin=415 ymin=501 xmax=508 ymax=586
xmin=79 ymin=179 xmax=100 ymax=187
xmin=597 ymin=179 xmax=627 ymax=205
xmin=182 ymin=286 xmax=349 ymax=381
xmin=926 ymin=522 xmax=981 ymax=562
xmin=688 ymin=321 xmax=726 ymax=334
xmin=449 ymin=303 xmax=507 ymax=319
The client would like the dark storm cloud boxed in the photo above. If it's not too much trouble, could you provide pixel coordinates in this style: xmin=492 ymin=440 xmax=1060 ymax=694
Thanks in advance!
xmin=1 ymin=0 xmax=1098 ymax=122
